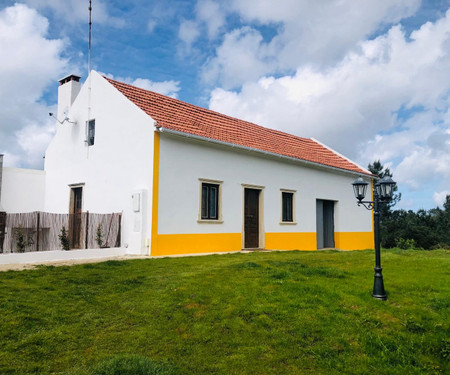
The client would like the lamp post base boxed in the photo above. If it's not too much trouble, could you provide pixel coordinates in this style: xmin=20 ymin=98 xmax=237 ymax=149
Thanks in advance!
xmin=372 ymin=266 xmax=387 ymax=300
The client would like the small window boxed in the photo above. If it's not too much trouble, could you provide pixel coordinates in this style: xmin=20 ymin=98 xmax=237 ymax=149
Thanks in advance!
xmin=282 ymin=191 xmax=294 ymax=222
xmin=201 ymin=183 xmax=219 ymax=220
xmin=87 ymin=119 xmax=95 ymax=146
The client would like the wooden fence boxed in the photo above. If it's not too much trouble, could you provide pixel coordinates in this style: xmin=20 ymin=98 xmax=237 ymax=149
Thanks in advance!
xmin=0 ymin=211 xmax=121 ymax=253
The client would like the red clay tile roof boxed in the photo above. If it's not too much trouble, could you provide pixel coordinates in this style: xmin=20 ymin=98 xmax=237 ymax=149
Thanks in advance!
xmin=106 ymin=77 xmax=370 ymax=175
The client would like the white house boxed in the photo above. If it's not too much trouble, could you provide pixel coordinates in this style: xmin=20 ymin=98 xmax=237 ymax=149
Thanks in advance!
xmin=43 ymin=71 xmax=374 ymax=256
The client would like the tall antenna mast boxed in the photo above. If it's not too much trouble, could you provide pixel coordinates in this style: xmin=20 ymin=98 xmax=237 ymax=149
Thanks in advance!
xmin=87 ymin=0 xmax=93 ymax=150
xmin=88 ymin=0 xmax=92 ymax=74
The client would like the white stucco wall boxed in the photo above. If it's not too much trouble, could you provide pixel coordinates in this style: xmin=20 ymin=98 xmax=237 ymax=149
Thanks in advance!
xmin=44 ymin=71 xmax=155 ymax=254
xmin=157 ymin=132 xmax=372 ymax=237
xmin=0 ymin=167 xmax=45 ymax=213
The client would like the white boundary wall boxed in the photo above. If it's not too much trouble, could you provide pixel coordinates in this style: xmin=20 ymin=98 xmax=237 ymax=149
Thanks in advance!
xmin=0 ymin=247 xmax=127 ymax=266
xmin=0 ymin=167 xmax=45 ymax=213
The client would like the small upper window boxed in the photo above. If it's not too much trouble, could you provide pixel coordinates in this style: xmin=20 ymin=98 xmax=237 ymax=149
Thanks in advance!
xmin=87 ymin=119 xmax=95 ymax=146
xmin=201 ymin=183 xmax=219 ymax=220
xmin=282 ymin=191 xmax=294 ymax=222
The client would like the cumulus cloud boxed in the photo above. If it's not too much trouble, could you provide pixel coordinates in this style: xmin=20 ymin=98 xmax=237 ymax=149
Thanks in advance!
xmin=131 ymin=78 xmax=181 ymax=98
xmin=433 ymin=190 xmax=450 ymax=207
xmin=22 ymin=0 xmax=125 ymax=27
xmin=16 ymin=121 xmax=56 ymax=169
xmin=178 ymin=19 xmax=201 ymax=48
xmin=178 ymin=0 xmax=225 ymax=51
xmin=208 ymin=10 xmax=450 ymax=208
xmin=195 ymin=0 xmax=225 ymax=39
xmin=202 ymin=27 xmax=276 ymax=88
xmin=0 ymin=3 xmax=67 ymax=168
xmin=102 ymin=73 xmax=181 ymax=98
xmin=203 ymin=0 xmax=420 ymax=88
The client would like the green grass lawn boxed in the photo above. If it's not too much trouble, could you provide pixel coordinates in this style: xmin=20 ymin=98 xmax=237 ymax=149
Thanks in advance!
xmin=0 ymin=249 xmax=448 ymax=374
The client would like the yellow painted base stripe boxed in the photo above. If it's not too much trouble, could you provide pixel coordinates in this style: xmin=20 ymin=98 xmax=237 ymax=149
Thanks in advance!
xmin=152 ymin=231 xmax=374 ymax=255
xmin=152 ymin=233 xmax=242 ymax=256
xmin=334 ymin=232 xmax=374 ymax=250
xmin=265 ymin=232 xmax=317 ymax=251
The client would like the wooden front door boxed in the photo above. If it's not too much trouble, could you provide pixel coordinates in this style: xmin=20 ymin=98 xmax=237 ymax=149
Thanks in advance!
xmin=69 ymin=187 xmax=83 ymax=249
xmin=244 ymin=188 xmax=260 ymax=248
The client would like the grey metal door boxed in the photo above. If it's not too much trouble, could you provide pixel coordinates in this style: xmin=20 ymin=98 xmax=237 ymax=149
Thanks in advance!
xmin=316 ymin=199 xmax=335 ymax=249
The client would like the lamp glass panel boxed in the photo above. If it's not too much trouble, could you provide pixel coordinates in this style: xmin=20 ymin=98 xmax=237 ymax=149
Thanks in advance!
xmin=353 ymin=181 xmax=367 ymax=200
xmin=376 ymin=183 xmax=383 ymax=198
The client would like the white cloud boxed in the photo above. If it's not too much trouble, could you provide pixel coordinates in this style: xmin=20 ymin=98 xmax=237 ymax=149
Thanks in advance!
xmin=178 ymin=19 xmax=201 ymax=48
xmin=131 ymin=78 xmax=181 ymax=98
xmin=209 ymin=10 xmax=450 ymax=207
xmin=0 ymin=4 xmax=67 ymax=168
xmin=195 ymin=0 xmax=225 ymax=39
xmin=433 ymin=190 xmax=450 ymax=207
xmin=203 ymin=0 xmax=421 ymax=88
xmin=15 ymin=121 xmax=56 ymax=169
xmin=22 ymin=0 xmax=125 ymax=27
xmin=177 ymin=0 xmax=225 ymax=54
xmin=103 ymin=73 xmax=182 ymax=99
xmin=147 ymin=19 xmax=157 ymax=33
xmin=202 ymin=27 xmax=276 ymax=88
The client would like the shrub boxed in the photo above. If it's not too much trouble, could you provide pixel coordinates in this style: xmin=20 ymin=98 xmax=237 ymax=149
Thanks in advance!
xmin=15 ymin=225 xmax=27 ymax=253
xmin=59 ymin=226 xmax=70 ymax=250
xmin=395 ymin=238 xmax=418 ymax=250
xmin=96 ymin=223 xmax=104 ymax=248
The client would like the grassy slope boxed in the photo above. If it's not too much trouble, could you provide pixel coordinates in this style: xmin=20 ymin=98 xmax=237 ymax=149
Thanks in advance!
xmin=0 ymin=249 xmax=448 ymax=374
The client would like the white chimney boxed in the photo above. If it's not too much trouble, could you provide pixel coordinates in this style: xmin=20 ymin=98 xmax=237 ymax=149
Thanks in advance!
xmin=57 ymin=74 xmax=81 ymax=121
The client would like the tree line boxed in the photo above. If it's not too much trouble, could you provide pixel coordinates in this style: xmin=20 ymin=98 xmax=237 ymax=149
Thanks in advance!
xmin=369 ymin=161 xmax=450 ymax=250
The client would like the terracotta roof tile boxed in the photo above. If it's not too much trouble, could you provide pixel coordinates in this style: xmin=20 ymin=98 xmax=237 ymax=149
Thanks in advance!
xmin=106 ymin=77 xmax=370 ymax=175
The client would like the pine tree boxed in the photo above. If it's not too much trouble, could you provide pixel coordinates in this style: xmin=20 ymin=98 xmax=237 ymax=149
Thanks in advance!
xmin=368 ymin=160 xmax=401 ymax=213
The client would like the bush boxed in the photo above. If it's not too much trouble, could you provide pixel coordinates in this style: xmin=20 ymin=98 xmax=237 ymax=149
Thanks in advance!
xmin=96 ymin=223 xmax=104 ymax=248
xmin=15 ymin=225 xmax=27 ymax=253
xmin=59 ymin=226 xmax=70 ymax=250
xmin=395 ymin=238 xmax=418 ymax=250
xmin=91 ymin=354 xmax=177 ymax=375
xmin=431 ymin=243 xmax=450 ymax=250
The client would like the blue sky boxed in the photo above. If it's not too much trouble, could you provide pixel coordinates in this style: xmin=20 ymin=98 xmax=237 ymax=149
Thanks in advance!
xmin=1 ymin=0 xmax=449 ymax=210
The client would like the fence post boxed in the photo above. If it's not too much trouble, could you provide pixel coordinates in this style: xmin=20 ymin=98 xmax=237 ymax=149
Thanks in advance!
xmin=116 ymin=213 xmax=122 ymax=247
xmin=36 ymin=211 xmax=40 ymax=252
xmin=0 ymin=211 xmax=6 ymax=253
xmin=85 ymin=211 xmax=89 ymax=249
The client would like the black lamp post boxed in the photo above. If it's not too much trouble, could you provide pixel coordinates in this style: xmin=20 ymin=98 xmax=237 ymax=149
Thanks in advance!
xmin=352 ymin=175 xmax=396 ymax=300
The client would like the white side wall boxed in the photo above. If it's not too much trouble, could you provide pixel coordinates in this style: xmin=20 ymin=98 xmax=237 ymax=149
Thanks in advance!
xmin=158 ymin=133 xmax=371 ymax=236
xmin=44 ymin=71 xmax=155 ymax=254
xmin=0 ymin=168 xmax=45 ymax=213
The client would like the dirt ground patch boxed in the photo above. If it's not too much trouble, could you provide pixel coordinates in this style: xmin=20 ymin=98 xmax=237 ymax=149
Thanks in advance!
xmin=0 ymin=255 xmax=149 ymax=272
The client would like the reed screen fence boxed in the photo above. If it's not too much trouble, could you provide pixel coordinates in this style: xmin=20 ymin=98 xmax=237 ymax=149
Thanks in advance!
xmin=0 ymin=211 xmax=121 ymax=253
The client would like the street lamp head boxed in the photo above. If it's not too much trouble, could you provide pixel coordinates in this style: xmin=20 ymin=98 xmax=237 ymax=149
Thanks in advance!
xmin=377 ymin=175 xmax=396 ymax=200
xmin=352 ymin=176 xmax=368 ymax=202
